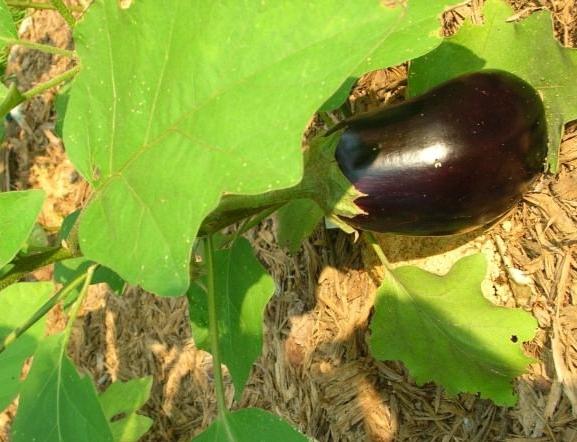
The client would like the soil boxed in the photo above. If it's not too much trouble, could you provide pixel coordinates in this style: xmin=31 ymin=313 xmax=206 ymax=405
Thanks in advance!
xmin=1 ymin=1 xmax=577 ymax=441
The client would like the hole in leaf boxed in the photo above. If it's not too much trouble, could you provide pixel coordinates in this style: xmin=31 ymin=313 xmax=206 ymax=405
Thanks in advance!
xmin=510 ymin=335 xmax=518 ymax=343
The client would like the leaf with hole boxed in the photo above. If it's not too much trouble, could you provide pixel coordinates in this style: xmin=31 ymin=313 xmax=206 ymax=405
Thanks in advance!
xmin=369 ymin=254 xmax=537 ymax=406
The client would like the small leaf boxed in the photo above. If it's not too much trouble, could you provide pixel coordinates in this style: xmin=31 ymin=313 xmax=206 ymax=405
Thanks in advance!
xmin=54 ymin=86 xmax=71 ymax=138
xmin=99 ymin=377 xmax=153 ymax=442
xmin=193 ymin=408 xmax=308 ymax=442
xmin=369 ymin=254 xmax=537 ymax=406
xmin=188 ymin=237 xmax=275 ymax=400
xmin=0 ymin=190 xmax=45 ymax=268
xmin=0 ymin=0 xmax=17 ymax=41
xmin=11 ymin=333 xmax=114 ymax=442
xmin=408 ymin=0 xmax=577 ymax=171
xmin=276 ymin=199 xmax=323 ymax=253
xmin=0 ymin=282 xmax=53 ymax=410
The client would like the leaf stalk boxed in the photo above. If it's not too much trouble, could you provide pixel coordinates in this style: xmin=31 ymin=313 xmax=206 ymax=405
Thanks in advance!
xmin=0 ymin=37 xmax=76 ymax=58
xmin=204 ymin=235 xmax=228 ymax=418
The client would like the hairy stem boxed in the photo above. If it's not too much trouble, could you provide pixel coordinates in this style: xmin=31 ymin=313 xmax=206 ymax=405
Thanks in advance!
xmin=0 ymin=37 xmax=75 ymax=57
xmin=22 ymin=64 xmax=80 ymax=100
xmin=200 ymin=179 xmax=314 ymax=235
xmin=0 ymin=247 xmax=75 ymax=291
xmin=50 ymin=0 xmax=75 ymax=27
xmin=62 ymin=265 xmax=95 ymax=342
xmin=0 ymin=269 xmax=89 ymax=354
xmin=363 ymin=232 xmax=401 ymax=286
xmin=5 ymin=0 xmax=83 ymax=11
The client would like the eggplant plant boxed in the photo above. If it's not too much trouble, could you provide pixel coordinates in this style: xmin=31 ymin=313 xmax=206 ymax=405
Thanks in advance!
xmin=0 ymin=0 xmax=575 ymax=441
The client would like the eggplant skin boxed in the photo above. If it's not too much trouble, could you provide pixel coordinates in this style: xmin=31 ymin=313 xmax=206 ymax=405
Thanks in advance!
xmin=333 ymin=70 xmax=547 ymax=236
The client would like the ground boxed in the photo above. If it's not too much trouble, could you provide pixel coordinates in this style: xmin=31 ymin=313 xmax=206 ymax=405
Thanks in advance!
xmin=1 ymin=1 xmax=577 ymax=441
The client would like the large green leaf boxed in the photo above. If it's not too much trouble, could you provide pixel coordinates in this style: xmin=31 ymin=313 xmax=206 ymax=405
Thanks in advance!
xmin=0 ymin=282 xmax=52 ymax=410
xmin=99 ymin=377 xmax=153 ymax=442
xmin=66 ymin=0 xmax=457 ymax=295
xmin=408 ymin=0 xmax=577 ymax=171
xmin=369 ymin=254 xmax=537 ymax=406
xmin=0 ymin=190 xmax=45 ymax=268
xmin=193 ymin=408 xmax=308 ymax=442
xmin=188 ymin=237 xmax=275 ymax=400
xmin=11 ymin=333 xmax=114 ymax=442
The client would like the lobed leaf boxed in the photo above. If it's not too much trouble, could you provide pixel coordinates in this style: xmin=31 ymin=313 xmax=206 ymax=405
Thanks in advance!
xmin=66 ymin=0 xmax=459 ymax=295
xmin=369 ymin=254 xmax=537 ymax=406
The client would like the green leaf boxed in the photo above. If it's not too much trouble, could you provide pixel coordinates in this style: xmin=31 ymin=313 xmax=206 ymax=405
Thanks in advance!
xmin=188 ymin=237 xmax=275 ymax=400
xmin=276 ymin=199 xmax=323 ymax=253
xmin=0 ymin=190 xmax=45 ymax=268
xmin=55 ymin=257 xmax=125 ymax=295
xmin=99 ymin=377 xmax=153 ymax=442
xmin=11 ymin=333 xmax=114 ymax=442
xmin=54 ymin=85 xmax=71 ymax=138
xmin=20 ymin=223 xmax=50 ymax=253
xmin=0 ymin=282 xmax=52 ymax=410
xmin=66 ymin=0 xmax=457 ymax=295
xmin=0 ymin=0 xmax=17 ymax=41
xmin=369 ymin=254 xmax=537 ymax=406
xmin=408 ymin=0 xmax=577 ymax=171
xmin=320 ymin=0 xmax=462 ymax=110
xmin=193 ymin=408 xmax=308 ymax=442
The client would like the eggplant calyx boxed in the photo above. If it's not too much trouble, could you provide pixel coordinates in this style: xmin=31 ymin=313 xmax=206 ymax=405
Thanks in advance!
xmin=302 ymin=130 xmax=367 ymax=228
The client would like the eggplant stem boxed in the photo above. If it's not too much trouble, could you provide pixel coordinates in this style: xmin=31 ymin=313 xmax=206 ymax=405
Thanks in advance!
xmin=363 ymin=231 xmax=391 ymax=268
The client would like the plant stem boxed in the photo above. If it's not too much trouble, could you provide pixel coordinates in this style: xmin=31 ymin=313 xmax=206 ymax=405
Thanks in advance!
xmin=0 ymin=269 xmax=88 ymax=354
xmin=219 ymin=204 xmax=280 ymax=244
xmin=0 ymin=247 xmax=76 ymax=291
xmin=5 ymin=0 xmax=83 ymax=11
xmin=204 ymin=235 xmax=228 ymax=419
xmin=318 ymin=111 xmax=336 ymax=129
xmin=63 ymin=265 xmax=95 ymax=342
xmin=0 ymin=37 xmax=75 ymax=58
xmin=200 ymin=181 xmax=313 ymax=235
xmin=22 ymin=64 xmax=80 ymax=100
xmin=50 ymin=0 xmax=75 ymax=27
xmin=363 ymin=232 xmax=391 ymax=268
xmin=0 ymin=64 xmax=81 ymax=118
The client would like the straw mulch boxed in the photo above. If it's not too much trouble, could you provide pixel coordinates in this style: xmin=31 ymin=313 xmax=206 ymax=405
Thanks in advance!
xmin=1 ymin=1 xmax=577 ymax=441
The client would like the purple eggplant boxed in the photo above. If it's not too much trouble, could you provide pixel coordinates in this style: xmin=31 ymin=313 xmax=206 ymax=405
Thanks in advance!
xmin=331 ymin=70 xmax=547 ymax=235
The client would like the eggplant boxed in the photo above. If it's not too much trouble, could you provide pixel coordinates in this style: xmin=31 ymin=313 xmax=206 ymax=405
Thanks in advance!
xmin=331 ymin=70 xmax=547 ymax=235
